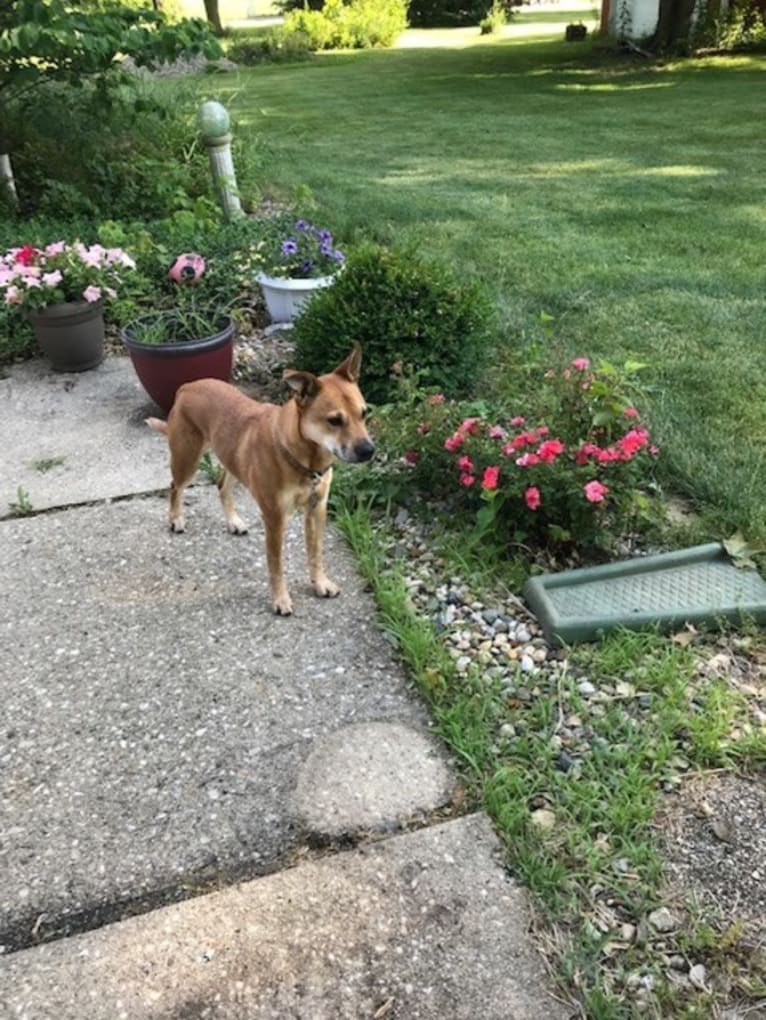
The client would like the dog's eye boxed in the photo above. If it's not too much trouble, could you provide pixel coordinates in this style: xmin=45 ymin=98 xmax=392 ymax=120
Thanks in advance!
xmin=327 ymin=414 xmax=344 ymax=427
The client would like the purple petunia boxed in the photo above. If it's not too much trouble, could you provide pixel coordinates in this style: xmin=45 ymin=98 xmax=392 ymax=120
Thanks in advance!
xmin=332 ymin=250 xmax=345 ymax=263
xmin=281 ymin=238 xmax=298 ymax=255
xmin=294 ymin=219 xmax=310 ymax=232
xmin=300 ymin=259 xmax=314 ymax=274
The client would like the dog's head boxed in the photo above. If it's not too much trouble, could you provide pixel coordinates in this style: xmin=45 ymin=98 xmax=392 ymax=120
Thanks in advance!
xmin=283 ymin=343 xmax=374 ymax=464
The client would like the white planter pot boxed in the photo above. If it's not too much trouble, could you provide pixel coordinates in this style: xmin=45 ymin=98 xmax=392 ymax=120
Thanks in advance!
xmin=256 ymin=272 xmax=336 ymax=325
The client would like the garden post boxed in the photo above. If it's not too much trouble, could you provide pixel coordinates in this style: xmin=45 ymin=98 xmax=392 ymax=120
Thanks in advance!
xmin=198 ymin=100 xmax=243 ymax=221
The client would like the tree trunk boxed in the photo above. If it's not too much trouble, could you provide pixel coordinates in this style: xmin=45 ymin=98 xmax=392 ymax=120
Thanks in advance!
xmin=651 ymin=0 xmax=698 ymax=49
xmin=203 ymin=0 xmax=223 ymax=34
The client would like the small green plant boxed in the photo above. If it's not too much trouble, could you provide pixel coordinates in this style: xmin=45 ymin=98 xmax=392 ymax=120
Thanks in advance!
xmin=292 ymin=243 xmax=494 ymax=404
xmin=226 ymin=27 xmax=313 ymax=64
xmin=8 ymin=485 xmax=33 ymax=516
xmin=33 ymin=456 xmax=65 ymax=472
xmin=480 ymin=1 xmax=507 ymax=35
xmin=198 ymin=451 xmax=223 ymax=484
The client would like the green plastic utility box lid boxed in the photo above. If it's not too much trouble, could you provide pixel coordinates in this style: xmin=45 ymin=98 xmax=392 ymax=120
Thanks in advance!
xmin=523 ymin=543 xmax=766 ymax=646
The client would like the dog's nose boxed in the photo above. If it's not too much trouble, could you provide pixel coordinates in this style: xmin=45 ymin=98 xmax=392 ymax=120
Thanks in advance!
xmin=354 ymin=439 xmax=375 ymax=462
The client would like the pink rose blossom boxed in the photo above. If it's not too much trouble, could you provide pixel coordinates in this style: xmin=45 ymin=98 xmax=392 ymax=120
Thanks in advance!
xmin=457 ymin=455 xmax=474 ymax=473
xmin=572 ymin=357 xmax=591 ymax=371
xmin=537 ymin=438 xmax=565 ymax=463
xmin=444 ymin=432 xmax=464 ymax=453
xmin=516 ymin=452 xmax=540 ymax=468
xmin=623 ymin=407 xmax=640 ymax=419
xmin=617 ymin=428 xmax=650 ymax=459
xmin=459 ymin=473 xmax=475 ymax=487
xmin=584 ymin=480 xmax=609 ymax=503
xmin=510 ymin=415 xmax=526 ymax=426
xmin=488 ymin=425 xmax=505 ymax=440
xmin=403 ymin=450 xmax=419 ymax=466
xmin=525 ymin=486 xmax=541 ymax=511
xmin=481 ymin=465 xmax=500 ymax=491
xmin=459 ymin=417 xmax=480 ymax=435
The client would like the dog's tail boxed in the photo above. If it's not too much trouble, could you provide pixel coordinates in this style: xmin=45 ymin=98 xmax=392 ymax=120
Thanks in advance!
xmin=145 ymin=417 xmax=168 ymax=436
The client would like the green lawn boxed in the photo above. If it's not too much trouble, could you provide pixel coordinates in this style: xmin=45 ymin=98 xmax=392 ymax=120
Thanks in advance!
xmin=213 ymin=12 xmax=766 ymax=538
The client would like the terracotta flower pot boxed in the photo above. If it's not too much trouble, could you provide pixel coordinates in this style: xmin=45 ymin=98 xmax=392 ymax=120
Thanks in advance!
xmin=121 ymin=313 xmax=235 ymax=414
xmin=28 ymin=300 xmax=105 ymax=373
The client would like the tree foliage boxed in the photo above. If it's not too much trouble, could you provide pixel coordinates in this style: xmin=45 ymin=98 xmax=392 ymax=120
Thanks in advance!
xmin=0 ymin=0 xmax=221 ymax=99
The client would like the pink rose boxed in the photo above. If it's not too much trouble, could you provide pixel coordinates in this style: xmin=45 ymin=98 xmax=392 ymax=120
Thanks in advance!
xmin=515 ymin=453 xmax=540 ymax=468
xmin=459 ymin=473 xmax=475 ymax=487
xmin=403 ymin=450 xmax=419 ymax=466
xmin=510 ymin=415 xmax=526 ymax=426
xmin=457 ymin=455 xmax=474 ymax=473
xmin=623 ymin=407 xmax=640 ymax=419
xmin=584 ymin=480 xmax=609 ymax=503
xmin=444 ymin=432 xmax=464 ymax=453
xmin=572 ymin=357 xmax=591 ymax=371
xmin=537 ymin=438 xmax=565 ymax=463
xmin=482 ymin=465 xmax=500 ymax=491
xmin=525 ymin=486 xmax=541 ymax=511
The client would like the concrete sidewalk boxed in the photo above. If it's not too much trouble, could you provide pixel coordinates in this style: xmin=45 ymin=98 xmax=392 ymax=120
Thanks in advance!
xmin=0 ymin=357 xmax=571 ymax=1018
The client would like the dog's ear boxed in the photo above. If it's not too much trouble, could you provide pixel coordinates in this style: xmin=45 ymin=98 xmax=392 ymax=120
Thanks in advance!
xmin=334 ymin=342 xmax=362 ymax=383
xmin=283 ymin=369 xmax=320 ymax=403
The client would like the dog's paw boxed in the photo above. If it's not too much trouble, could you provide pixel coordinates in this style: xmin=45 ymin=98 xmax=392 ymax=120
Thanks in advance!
xmin=273 ymin=594 xmax=294 ymax=616
xmin=169 ymin=518 xmax=186 ymax=533
xmin=314 ymin=576 xmax=341 ymax=599
xmin=227 ymin=515 xmax=249 ymax=536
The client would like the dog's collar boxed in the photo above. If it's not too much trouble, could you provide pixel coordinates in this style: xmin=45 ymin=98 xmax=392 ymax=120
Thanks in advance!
xmin=278 ymin=441 xmax=332 ymax=483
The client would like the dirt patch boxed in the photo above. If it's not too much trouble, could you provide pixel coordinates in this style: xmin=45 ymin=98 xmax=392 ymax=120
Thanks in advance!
xmin=659 ymin=772 xmax=766 ymax=941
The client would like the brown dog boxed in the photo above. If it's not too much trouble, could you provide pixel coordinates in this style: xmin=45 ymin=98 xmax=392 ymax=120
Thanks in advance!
xmin=146 ymin=344 xmax=373 ymax=616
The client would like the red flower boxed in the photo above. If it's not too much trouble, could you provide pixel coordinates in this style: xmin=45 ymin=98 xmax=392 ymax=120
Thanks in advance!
xmin=516 ymin=452 xmax=540 ymax=468
xmin=14 ymin=245 xmax=37 ymax=267
xmin=403 ymin=450 xmax=419 ymax=466
xmin=617 ymin=428 xmax=650 ymax=459
xmin=525 ymin=486 xmax=541 ymax=511
xmin=510 ymin=431 xmax=537 ymax=451
xmin=482 ymin=465 xmax=500 ymax=490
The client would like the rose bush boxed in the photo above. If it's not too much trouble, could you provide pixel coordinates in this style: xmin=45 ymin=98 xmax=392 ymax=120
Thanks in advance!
xmin=372 ymin=357 xmax=663 ymax=554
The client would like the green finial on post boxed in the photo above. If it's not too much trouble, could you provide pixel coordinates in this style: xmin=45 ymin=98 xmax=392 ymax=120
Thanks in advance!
xmin=198 ymin=100 xmax=243 ymax=221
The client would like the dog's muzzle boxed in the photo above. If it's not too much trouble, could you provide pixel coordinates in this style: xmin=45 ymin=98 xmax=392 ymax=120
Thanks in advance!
xmin=352 ymin=439 xmax=375 ymax=463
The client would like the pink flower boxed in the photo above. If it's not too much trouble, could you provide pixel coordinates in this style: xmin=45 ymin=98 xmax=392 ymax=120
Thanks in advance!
xmin=459 ymin=417 xmax=480 ymax=435
xmin=44 ymin=241 xmax=66 ymax=256
xmin=650 ymin=444 xmax=660 ymax=457
xmin=516 ymin=453 xmax=540 ymax=468
xmin=488 ymin=425 xmax=505 ymax=440
xmin=537 ymin=438 xmax=565 ymax=463
xmin=623 ymin=406 xmax=640 ymax=419
xmin=42 ymin=270 xmax=63 ymax=288
xmin=510 ymin=431 xmax=537 ymax=451
xmin=572 ymin=357 xmax=591 ymax=371
xmin=617 ymin=428 xmax=650 ymax=459
xmin=403 ymin=450 xmax=419 ymax=466
xmin=576 ymin=442 xmax=601 ymax=465
xmin=536 ymin=425 xmax=550 ymax=437
xmin=584 ymin=480 xmax=609 ymax=503
xmin=4 ymin=285 xmax=21 ymax=304
xmin=459 ymin=473 xmax=475 ymax=487
xmin=482 ymin=465 xmax=500 ymax=491
xmin=525 ymin=486 xmax=541 ymax=511
xmin=83 ymin=285 xmax=102 ymax=303
xmin=510 ymin=415 xmax=526 ymax=426
xmin=444 ymin=432 xmax=464 ymax=453
xmin=457 ymin=455 xmax=474 ymax=473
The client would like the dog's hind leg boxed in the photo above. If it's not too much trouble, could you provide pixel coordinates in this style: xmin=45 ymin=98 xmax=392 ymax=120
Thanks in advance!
xmin=168 ymin=425 xmax=205 ymax=533
xmin=217 ymin=469 xmax=249 ymax=535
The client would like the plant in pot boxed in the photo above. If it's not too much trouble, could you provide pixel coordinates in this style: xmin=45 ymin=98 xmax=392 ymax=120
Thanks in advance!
xmin=0 ymin=241 xmax=136 ymax=372
xmin=121 ymin=253 xmax=236 ymax=413
xmin=240 ymin=213 xmax=346 ymax=325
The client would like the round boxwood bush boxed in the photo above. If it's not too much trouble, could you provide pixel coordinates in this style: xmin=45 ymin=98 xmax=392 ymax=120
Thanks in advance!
xmin=292 ymin=244 xmax=494 ymax=404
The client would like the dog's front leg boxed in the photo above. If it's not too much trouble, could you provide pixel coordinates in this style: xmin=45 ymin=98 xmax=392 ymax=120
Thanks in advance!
xmin=262 ymin=505 xmax=293 ymax=615
xmin=304 ymin=490 xmax=340 ymax=600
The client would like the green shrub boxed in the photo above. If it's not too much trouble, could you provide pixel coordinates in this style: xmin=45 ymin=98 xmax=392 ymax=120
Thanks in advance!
xmin=409 ymin=0 xmax=510 ymax=28
xmin=479 ymin=0 xmax=508 ymax=33
xmin=226 ymin=27 xmax=314 ymax=64
xmin=5 ymin=80 xmax=216 ymax=221
xmin=284 ymin=0 xmax=408 ymax=50
xmin=292 ymin=243 xmax=494 ymax=404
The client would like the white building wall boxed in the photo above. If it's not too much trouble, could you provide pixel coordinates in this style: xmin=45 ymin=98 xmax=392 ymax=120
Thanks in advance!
xmin=609 ymin=0 xmax=661 ymax=38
